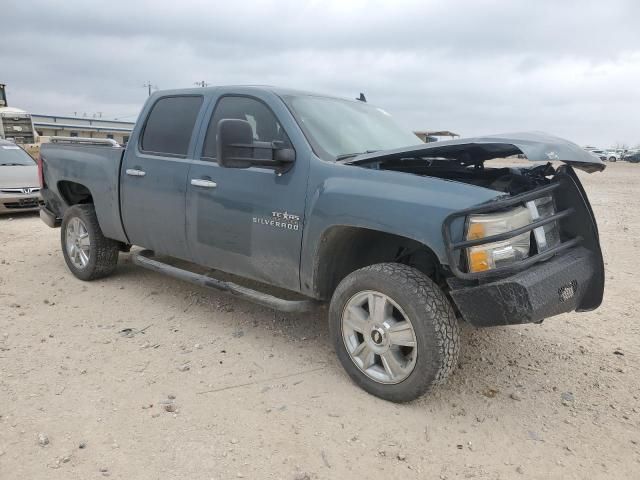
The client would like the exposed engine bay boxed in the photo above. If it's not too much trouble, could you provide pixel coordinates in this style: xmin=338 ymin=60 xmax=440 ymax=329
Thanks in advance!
xmin=339 ymin=132 xmax=605 ymax=194
xmin=367 ymin=157 xmax=557 ymax=195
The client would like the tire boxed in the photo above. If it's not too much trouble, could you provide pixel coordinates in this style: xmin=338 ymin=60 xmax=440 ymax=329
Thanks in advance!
xmin=609 ymin=157 xmax=617 ymax=162
xmin=329 ymin=263 xmax=459 ymax=402
xmin=61 ymin=204 xmax=119 ymax=281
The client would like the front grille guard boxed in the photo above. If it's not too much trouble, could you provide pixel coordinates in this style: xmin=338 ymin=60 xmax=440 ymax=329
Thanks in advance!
xmin=442 ymin=181 xmax=582 ymax=280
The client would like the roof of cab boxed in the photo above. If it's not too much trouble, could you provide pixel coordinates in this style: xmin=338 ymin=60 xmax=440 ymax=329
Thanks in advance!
xmin=149 ymin=85 xmax=363 ymax=104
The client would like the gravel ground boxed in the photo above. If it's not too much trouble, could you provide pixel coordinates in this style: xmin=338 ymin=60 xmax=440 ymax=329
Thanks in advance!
xmin=1 ymin=162 xmax=638 ymax=479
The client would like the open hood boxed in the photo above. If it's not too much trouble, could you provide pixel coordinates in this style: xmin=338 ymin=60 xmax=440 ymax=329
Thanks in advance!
xmin=340 ymin=132 xmax=605 ymax=173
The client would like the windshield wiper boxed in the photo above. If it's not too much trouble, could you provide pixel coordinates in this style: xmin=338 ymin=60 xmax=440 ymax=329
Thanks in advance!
xmin=335 ymin=150 xmax=379 ymax=162
xmin=0 ymin=163 xmax=26 ymax=166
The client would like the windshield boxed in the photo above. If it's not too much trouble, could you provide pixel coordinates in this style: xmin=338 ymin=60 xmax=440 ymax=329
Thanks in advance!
xmin=284 ymin=95 xmax=421 ymax=161
xmin=0 ymin=144 xmax=35 ymax=166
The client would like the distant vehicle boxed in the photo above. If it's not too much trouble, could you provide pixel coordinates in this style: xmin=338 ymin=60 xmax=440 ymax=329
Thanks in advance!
xmin=586 ymin=150 xmax=604 ymax=161
xmin=39 ymin=86 xmax=605 ymax=402
xmin=0 ymin=106 xmax=38 ymax=144
xmin=587 ymin=149 xmax=607 ymax=161
xmin=0 ymin=139 xmax=42 ymax=213
xmin=605 ymin=151 xmax=619 ymax=162
xmin=625 ymin=151 xmax=640 ymax=163
xmin=0 ymin=85 xmax=38 ymax=146
xmin=588 ymin=149 xmax=618 ymax=162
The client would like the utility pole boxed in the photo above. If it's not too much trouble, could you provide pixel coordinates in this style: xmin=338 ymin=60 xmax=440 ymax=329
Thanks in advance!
xmin=142 ymin=81 xmax=156 ymax=96
xmin=194 ymin=81 xmax=209 ymax=88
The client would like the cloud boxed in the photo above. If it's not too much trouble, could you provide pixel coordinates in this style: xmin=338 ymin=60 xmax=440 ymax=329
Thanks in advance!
xmin=1 ymin=0 xmax=639 ymax=146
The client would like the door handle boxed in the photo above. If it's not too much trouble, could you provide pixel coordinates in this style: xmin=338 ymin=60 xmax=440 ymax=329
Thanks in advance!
xmin=126 ymin=168 xmax=146 ymax=177
xmin=191 ymin=178 xmax=217 ymax=188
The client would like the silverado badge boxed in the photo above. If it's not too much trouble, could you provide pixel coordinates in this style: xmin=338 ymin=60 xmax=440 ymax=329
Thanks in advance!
xmin=253 ymin=211 xmax=301 ymax=231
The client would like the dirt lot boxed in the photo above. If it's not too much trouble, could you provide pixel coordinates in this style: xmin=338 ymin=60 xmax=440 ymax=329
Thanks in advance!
xmin=1 ymin=163 xmax=639 ymax=480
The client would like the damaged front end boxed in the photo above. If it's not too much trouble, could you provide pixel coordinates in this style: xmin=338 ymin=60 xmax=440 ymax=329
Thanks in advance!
xmin=343 ymin=132 xmax=605 ymax=327
xmin=443 ymin=166 xmax=604 ymax=326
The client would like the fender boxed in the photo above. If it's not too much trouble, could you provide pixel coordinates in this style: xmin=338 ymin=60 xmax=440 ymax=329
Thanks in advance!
xmin=299 ymin=159 xmax=503 ymax=297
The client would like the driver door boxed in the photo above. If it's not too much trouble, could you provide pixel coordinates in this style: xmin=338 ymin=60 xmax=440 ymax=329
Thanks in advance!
xmin=186 ymin=94 xmax=309 ymax=291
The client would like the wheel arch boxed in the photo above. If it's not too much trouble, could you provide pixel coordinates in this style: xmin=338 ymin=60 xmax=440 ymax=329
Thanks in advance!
xmin=311 ymin=225 xmax=444 ymax=300
xmin=57 ymin=180 xmax=94 ymax=206
xmin=54 ymin=179 xmax=128 ymax=244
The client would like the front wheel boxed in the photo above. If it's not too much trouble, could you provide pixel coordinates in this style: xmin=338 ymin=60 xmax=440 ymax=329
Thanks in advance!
xmin=609 ymin=157 xmax=617 ymax=162
xmin=329 ymin=263 xmax=460 ymax=403
xmin=61 ymin=204 xmax=119 ymax=281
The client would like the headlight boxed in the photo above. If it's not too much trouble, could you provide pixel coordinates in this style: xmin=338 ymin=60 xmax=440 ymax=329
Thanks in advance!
xmin=466 ymin=206 xmax=532 ymax=272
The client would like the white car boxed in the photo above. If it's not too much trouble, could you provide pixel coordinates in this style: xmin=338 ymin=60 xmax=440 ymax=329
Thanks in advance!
xmin=605 ymin=151 xmax=620 ymax=162
xmin=589 ymin=149 xmax=618 ymax=162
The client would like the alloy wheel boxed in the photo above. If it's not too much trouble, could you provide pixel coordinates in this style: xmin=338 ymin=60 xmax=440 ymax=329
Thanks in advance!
xmin=65 ymin=217 xmax=91 ymax=269
xmin=341 ymin=290 xmax=418 ymax=384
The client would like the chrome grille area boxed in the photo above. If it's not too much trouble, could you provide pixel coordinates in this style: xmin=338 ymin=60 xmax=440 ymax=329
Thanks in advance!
xmin=0 ymin=187 xmax=40 ymax=194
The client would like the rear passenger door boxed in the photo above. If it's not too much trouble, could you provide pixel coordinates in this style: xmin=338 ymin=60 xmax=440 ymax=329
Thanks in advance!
xmin=120 ymin=95 xmax=204 ymax=259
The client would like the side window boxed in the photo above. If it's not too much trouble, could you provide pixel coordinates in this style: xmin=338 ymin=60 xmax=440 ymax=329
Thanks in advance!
xmin=202 ymin=96 xmax=290 ymax=160
xmin=141 ymin=96 xmax=203 ymax=157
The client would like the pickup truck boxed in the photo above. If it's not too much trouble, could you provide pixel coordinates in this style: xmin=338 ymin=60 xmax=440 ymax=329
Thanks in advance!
xmin=39 ymin=86 xmax=605 ymax=402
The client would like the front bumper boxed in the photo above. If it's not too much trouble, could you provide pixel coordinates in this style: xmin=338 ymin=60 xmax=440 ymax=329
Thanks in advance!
xmin=0 ymin=192 xmax=43 ymax=214
xmin=443 ymin=166 xmax=604 ymax=327
xmin=448 ymin=246 xmax=599 ymax=327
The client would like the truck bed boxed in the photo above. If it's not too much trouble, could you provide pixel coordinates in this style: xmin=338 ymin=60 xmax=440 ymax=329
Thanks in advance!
xmin=40 ymin=140 xmax=128 ymax=243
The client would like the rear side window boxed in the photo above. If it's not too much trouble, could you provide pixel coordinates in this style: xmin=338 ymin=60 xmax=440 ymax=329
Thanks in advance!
xmin=201 ymin=96 xmax=290 ymax=160
xmin=141 ymin=96 xmax=203 ymax=157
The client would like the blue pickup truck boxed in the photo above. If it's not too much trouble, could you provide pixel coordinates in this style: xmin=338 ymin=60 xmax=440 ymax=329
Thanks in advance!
xmin=39 ymin=86 xmax=605 ymax=402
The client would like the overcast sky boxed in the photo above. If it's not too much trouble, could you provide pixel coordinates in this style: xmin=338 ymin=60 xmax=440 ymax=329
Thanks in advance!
xmin=2 ymin=0 xmax=639 ymax=147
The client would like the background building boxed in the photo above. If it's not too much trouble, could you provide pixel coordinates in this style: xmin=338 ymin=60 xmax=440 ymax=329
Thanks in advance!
xmin=414 ymin=130 xmax=460 ymax=143
xmin=32 ymin=114 xmax=135 ymax=145
xmin=0 ymin=83 xmax=7 ymax=107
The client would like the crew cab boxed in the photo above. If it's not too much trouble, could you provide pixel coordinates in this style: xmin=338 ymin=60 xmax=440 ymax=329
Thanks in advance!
xmin=39 ymin=86 xmax=605 ymax=402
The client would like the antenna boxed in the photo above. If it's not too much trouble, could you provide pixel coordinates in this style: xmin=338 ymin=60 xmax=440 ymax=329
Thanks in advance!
xmin=356 ymin=93 xmax=367 ymax=102
xmin=194 ymin=81 xmax=210 ymax=88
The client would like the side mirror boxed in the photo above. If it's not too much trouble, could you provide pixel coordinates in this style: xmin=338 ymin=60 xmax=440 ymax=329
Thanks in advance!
xmin=216 ymin=118 xmax=295 ymax=171
xmin=217 ymin=119 xmax=254 ymax=169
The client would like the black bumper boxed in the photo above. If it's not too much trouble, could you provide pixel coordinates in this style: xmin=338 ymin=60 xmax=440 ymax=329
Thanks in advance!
xmin=448 ymin=246 xmax=602 ymax=327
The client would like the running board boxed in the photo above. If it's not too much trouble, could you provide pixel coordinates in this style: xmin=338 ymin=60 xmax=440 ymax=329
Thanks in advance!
xmin=130 ymin=250 xmax=319 ymax=313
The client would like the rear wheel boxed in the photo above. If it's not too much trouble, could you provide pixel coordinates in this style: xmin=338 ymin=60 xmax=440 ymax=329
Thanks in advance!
xmin=329 ymin=263 xmax=459 ymax=402
xmin=609 ymin=156 xmax=617 ymax=162
xmin=61 ymin=204 xmax=119 ymax=280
